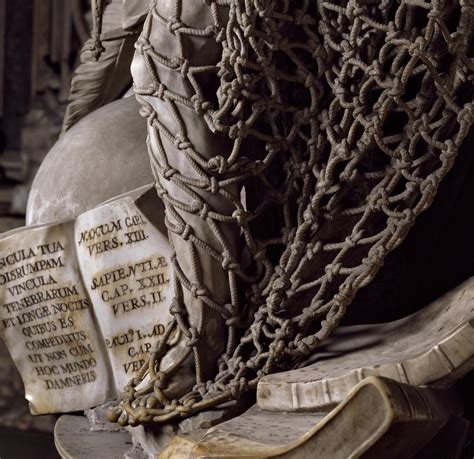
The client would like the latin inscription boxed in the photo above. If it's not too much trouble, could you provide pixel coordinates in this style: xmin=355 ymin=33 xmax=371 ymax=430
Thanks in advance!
xmin=78 ymin=214 xmax=149 ymax=256
xmin=75 ymin=201 xmax=173 ymax=390
xmin=0 ymin=223 xmax=111 ymax=413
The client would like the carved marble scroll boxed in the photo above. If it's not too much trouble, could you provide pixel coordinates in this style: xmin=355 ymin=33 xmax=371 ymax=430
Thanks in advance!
xmin=75 ymin=187 xmax=173 ymax=390
xmin=0 ymin=186 xmax=176 ymax=413
xmin=0 ymin=220 xmax=112 ymax=413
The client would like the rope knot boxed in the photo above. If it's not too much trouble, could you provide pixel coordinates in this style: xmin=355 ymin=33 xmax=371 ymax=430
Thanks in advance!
xmin=297 ymin=161 xmax=309 ymax=175
xmin=388 ymin=83 xmax=403 ymax=98
xmin=174 ymin=134 xmax=191 ymax=150
xmin=153 ymin=82 xmax=166 ymax=99
xmin=207 ymin=176 xmax=219 ymax=194
xmin=346 ymin=2 xmax=365 ymax=20
xmin=441 ymin=139 xmax=457 ymax=159
xmin=163 ymin=167 xmax=176 ymax=180
xmin=408 ymin=37 xmax=426 ymax=55
xmin=458 ymin=105 xmax=474 ymax=125
xmin=221 ymin=251 xmax=236 ymax=271
xmin=273 ymin=273 xmax=291 ymax=292
xmin=420 ymin=176 xmax=436 ymax=195
xmin=136 ymin=37 xmax=152 ymax=54
xmin=191 ymin=95 xmax=205 ymax=115
xmin=156 ymin=186 xmax=167 ymax=198
xmin=368 ymin=188 xmax=387 ymax=210
xmin=186 ymin=327 xmax=199 ymax=347
xmin=270 ymin=339 xmax=287 ymax=359
xmin=180 ymin=59 xmax=190 ymax=77
xmin=427 ymin=8 xmax=443 ymax=20
xmin=229 ymin=120 xmax=247 ymax=140
xmin=306 ymin=241 xmax=322 ymax=260
xmin=335 ymin=140 xmax=350 ymax=159
xmin=223 ymin=303 xmax=239 ymax=326
xmin=222 ymin=302 xmax=237 ymax=319
xmin=139 ymin=104 xmax=153 ymax=119
xmin=394 ymin=158 xmax=411 ymax=171
xmin=400 ymin=208 xmax=416 ymax=227
xmin=367 ymin=245 xmax=386 ymax=266
xmin=344 ymin=231 xmax=362 ymax=248
xmin=181 ymin=224 xmax=193 ymax=240
xmin=232 ymin=208 xmax=247 ymax=225
xmin=333 ymin=291 xmax=349 ymax=307
xmin=167 ymin=17 xmax=185 ymax=35
xmin=368 ymin=63 xmax=382 ymax=79
xmin=190 ymin=283 xmax=205 ymax=298
xmin=296 ymin=336 xmax=315 ymax=355
xmin=207 ymin=156 xmax=227 ymax=173
xmin=200 ymin=203 xmax=210 ymax=220
xmin=324 ymin=263 xmax=341 ymax=283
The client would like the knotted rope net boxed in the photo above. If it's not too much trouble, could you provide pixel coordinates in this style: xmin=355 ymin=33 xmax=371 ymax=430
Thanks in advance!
xmin=108 ymin=0 xmax=473 ymax=426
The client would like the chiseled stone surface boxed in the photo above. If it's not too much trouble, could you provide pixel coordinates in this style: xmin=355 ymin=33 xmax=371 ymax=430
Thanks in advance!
xmin=125 ymin=424 xmax=178 ymax=459
xmin=55 ymin=377 xmax=465 ymax=458
xmin=0 ymin=221 xmax=113 ymax=414
xmin=257 ymin=277 xmax=474 ymax=412
xmin=85 ymin=400 xmax=122 ymax=432
xmin=157 ymin=377 xmax=462 ymax=458
xmin=26 ymin=97 xmax=152 ymax=226
xmin=54 ymin=415 xmax=132 ymax=459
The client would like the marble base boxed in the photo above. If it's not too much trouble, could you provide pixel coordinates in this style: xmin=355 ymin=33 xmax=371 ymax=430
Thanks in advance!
xmin=55 ymin=377 xmax=468 ymax=459
xmin=54 ymin=415 xmax=133 ymax=459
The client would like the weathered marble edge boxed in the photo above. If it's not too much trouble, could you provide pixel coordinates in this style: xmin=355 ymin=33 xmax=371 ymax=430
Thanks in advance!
xmin=257 ymin=279 xmax=474 ymax=412
xmin=159 ymin=376 xmax=454 ymax=458
xmin=54 ymin=415 xmax=132 ymax=459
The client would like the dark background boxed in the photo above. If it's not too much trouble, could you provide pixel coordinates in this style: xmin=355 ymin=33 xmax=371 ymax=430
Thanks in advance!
xmin=0 ymin=2 xmax=89 ymax=457
xmin=0 ymin=1 xmax=472 ymax=458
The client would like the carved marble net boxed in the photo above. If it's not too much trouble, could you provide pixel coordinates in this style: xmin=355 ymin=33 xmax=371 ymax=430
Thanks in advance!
xmin=110 ymin=0 xmax=474 ymax=425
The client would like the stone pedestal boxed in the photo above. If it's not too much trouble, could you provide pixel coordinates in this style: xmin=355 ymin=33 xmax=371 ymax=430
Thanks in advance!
xmin=54 ymin=415 xmax=132 ymax=459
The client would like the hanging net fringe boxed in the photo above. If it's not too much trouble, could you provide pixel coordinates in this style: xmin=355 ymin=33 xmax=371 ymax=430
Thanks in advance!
xmin=108 ymin=0 xmax=474 ymax=426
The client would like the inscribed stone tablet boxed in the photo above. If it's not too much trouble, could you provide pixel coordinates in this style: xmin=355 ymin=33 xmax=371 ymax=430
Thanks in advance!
xmin=0 ymin=222 xmax=113 ymax=413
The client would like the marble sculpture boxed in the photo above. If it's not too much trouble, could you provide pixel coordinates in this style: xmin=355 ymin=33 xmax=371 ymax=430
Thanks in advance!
xmin=0 ymin=0 xmax=473 ymax=457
